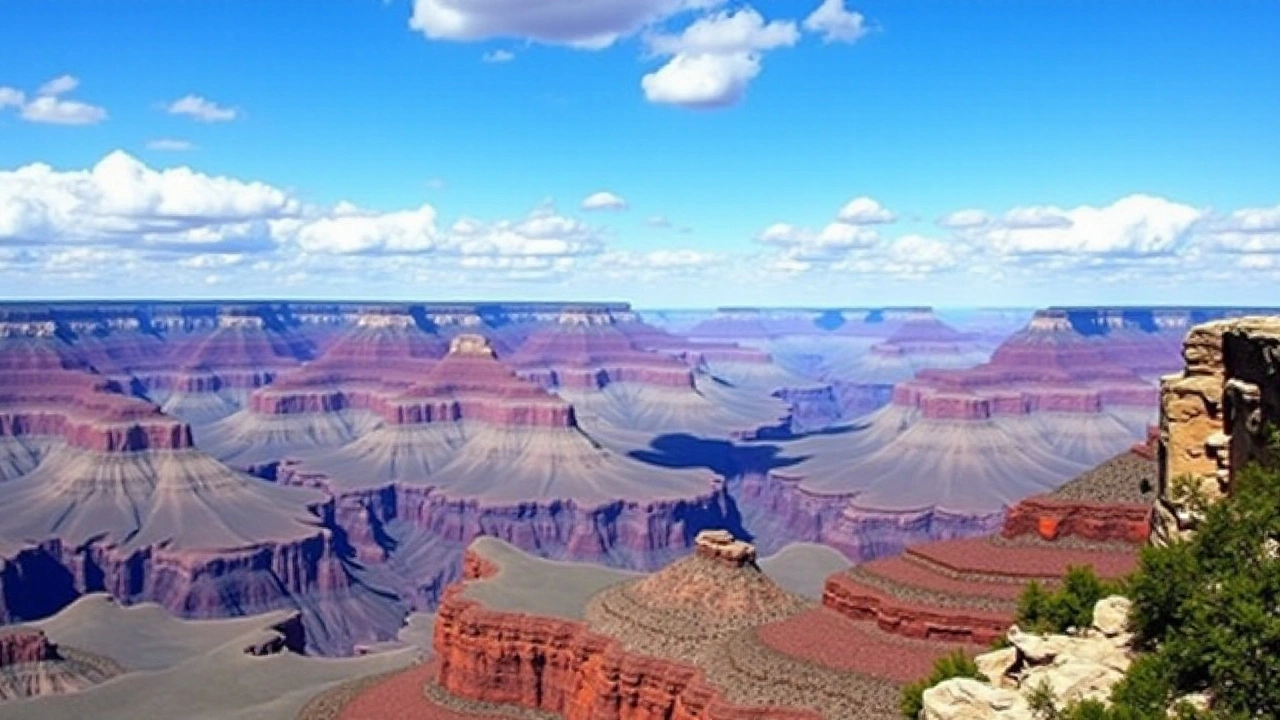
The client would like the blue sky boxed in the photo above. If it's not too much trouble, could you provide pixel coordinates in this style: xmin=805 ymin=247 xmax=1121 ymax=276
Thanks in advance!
xmin=0 ymin=0 xmax=1277 ymax=307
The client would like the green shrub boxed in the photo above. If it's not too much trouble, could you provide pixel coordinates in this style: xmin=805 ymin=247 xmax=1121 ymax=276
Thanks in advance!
xmin=899 ymin=649 xmax=985 ymax=719
xmin=1015 ymin=566 xmax=1124 ymax=634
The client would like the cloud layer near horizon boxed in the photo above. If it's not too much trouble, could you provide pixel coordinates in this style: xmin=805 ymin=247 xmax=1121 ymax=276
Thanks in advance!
xmin=0 ymin=151 xmax=1277 ymax=300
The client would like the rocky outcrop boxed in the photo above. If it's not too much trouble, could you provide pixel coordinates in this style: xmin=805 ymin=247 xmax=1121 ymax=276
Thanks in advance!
xmin=431 ymin=536 xmax=820 ymax=720
xmin=922 ymin=597 xmax=1136 ymax=719
xmin=1154 ymin=316 xmax=1280 ymax=544
xmin=0 ymin=628 xmax=55 ymax=667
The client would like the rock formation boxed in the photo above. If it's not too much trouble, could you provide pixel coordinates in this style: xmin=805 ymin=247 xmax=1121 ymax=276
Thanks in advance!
xmin=1154 ymin=316 xmax=1280 ymax=544
xmin=921 ymin=597 xmax=1136 ymax=719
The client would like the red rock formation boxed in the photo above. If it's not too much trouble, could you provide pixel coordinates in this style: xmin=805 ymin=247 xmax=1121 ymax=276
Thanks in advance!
xmin=1000 ymin=499 xmax=1150 ymax=544
xmin=431 ymin=547 xmax=820 ymax=720
xmin=0 ymin=628 xmax=56 ymax=667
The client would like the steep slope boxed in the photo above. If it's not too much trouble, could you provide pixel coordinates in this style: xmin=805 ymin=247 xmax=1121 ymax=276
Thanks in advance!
xmin=508 ymin=309 xmax=792 ymax=442
xmin=152 ymin=309 xmax=315 ymax=423
xmin=733 ymin=308 xmax=1174 ymax=561
xmin=196 ymin=307 xmax=446 ymax=467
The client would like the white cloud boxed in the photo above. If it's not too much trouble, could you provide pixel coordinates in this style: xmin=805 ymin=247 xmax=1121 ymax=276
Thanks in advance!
xmin=644 ymin=7 xmax=799 ymax=55
xmin=0 ymin=76 xmax=106 ymax=125
xmin=835 ymin=195 xmax=896 ymax=224
xmin=167 ymin=95 xmax=238 ymax=122
xmin=580 ymin=190 xmax=628 ymax=211
xmin=978 ymin=195 xmax=1204 ymax=256
xmin=178 ymin=253 xmax=245 ymax=269
xmin=0 ymin=151 xmax=298 ymax=249
xmin=802 ymin=0 xmax=868 ymax=44
xmin=937 ymin=208 xmax=990 ymax=229
xmin=37 ymin=74 xmax=79 ymax=97
xmin=282 ymin=201 xmax=605 ymax=260
xmin=646 ymin=215 xmax=673 ymax=228
xmin=20 ymin=96 xmax=107 ymax=125
xmin=409 ymin=0 xmax=724 ymax=49
xmin=146 ymin=139 xmax=197 ymax=152
xmin=289 ymin=205 xmax=442 ymax=254
xmin=641 ymin=8 xmax=798 ymax=108
xmin=642 ymin=53 xmax=762 ymax=108
xmin=482 ymin=49 xmax=515 ymax=63
xmin=1200 ymin=202 xmax=1280 ymax=254
xmin=0 ymin=87 xmax=24 ymax=109
xmin=1001 ymin=205 xmax=1072 ymax=229
xmin=758 ymin=221 xmax=879 ymax=261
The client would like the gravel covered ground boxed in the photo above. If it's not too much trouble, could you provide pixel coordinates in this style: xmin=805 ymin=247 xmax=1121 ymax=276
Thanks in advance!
xmin=906 ymin=537 xmax=1138 ymax=580
xmin=1049 ymin=450 xmax=1156 ymax=504
xmin=845 ymin=560 xmax=1022 ymax=614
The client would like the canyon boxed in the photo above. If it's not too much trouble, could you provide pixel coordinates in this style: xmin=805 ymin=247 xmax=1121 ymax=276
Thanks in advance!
xmin=4 ymin=305 xmax=1277 ymax=719
xmin=0 ymin=303 xmax=1266 ymax=659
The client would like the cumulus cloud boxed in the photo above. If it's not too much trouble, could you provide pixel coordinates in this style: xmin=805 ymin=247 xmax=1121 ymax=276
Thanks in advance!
xmin=146 ymin=139 xmax=197 ymax=152
xmin=758 ymin=221 xmax=880 ymax=261
xmin=0 ymin=150 xmax=298 ymax=249
xmin=0 ymin=153 xmax=620 ymax=291
xmin=20 ymin=96 xmax=108 ymax=125
xmin=409 ymin=0 xmax=724 ymax=49
xmin=1199 ymin=202 xmax=1280 ymax=254
xmin=37 ymin=74 xmax=79 ymax=97
xmin=836 ymin=195 xmax=896 ymax=224
xmin=642 ymin=8 xmax=799 ymax=108
xmin=0 ymin=75 xmax=107 ymax=125
xmin=937 ymin=208 xmax=990 ymax=230
xmin=167 ymin=95 xmax=238 ymax=122
xmin=0 ymin=87 xmax=25 ymax=109
xmin=972 ymin=195 xmax=1205 ymax=257
xmin=482 ymin=49 xmax=515 ymax=63
xmin=580 ymin=190 xmax=628 ymax=211
xmin=802 ymin=0 xmax=868 ymax=44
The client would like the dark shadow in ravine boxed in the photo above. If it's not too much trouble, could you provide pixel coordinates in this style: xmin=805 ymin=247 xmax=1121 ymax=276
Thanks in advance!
xmin=628 ymin=433 xmax=807 ymax=479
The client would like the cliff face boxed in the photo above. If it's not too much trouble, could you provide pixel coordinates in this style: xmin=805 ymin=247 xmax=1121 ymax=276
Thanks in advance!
xmin=1155 ymin=317 xmax=1280 ymax=544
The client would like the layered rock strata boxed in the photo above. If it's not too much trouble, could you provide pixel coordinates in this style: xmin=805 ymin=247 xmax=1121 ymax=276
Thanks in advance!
xmin=816 ymin=446 xmax=1150 ymax=645
xmin=421 ymin=532 xmax=918 ymax=720
xmin=1154 ymin=316 xmax=1280 ymax=544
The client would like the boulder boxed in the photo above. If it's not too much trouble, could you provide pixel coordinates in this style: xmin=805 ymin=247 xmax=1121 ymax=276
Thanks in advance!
xmin=974 ymin=646 xmax=1020 ymax=689
xmin=1021 ymin=658 xmax=1126 ymax=706
xmin=1091 ymin=596 xmax=1131 ymax=637
xmin=922 ymin=677 xmax=1032 ymax=720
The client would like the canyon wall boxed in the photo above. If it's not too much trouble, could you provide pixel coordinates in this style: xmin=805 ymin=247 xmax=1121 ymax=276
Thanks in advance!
xmin=1154 ymin=317 xmax=1280 ymax=544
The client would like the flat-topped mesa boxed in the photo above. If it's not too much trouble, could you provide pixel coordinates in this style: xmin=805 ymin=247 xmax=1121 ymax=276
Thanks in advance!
xmin=693 ymin=529 xmax=757 ymax=566
xmin=215 ymin=312 xmax=266 ymax=330
xmin=426 ymin=310 xmax=485 ymax=328
xmin=558 ymin=308 xmax=618 ymax=326
xmin=0 ymin=320 xmax=57 ymax=339
xmin=374 ymin=334 xmax=577 ymax=428
xmin=1155 ymin=315 xmax=1280 ymax=544
xmin=867 ymin=319 xmax=982 ymax=359
xmin=355 ymin=308 xmax=417 ymax=329
xmin=510 ymin=323 xmax=696 ymax=390
xmin=448 ymin=333 xmax=497 ymax=358
xmin=63 ymin=417 xmax=194 ymax=453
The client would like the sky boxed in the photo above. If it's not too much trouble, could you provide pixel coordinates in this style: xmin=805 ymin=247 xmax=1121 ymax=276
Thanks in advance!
xmin=0 ymin=0 xmax=1278 ymax=308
